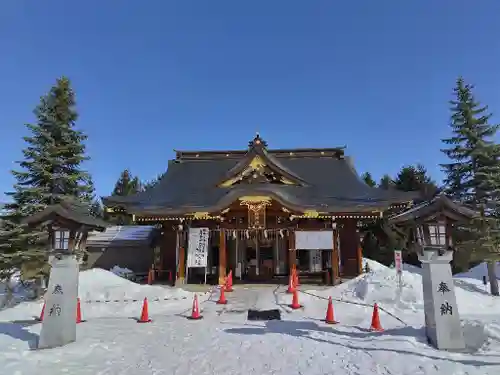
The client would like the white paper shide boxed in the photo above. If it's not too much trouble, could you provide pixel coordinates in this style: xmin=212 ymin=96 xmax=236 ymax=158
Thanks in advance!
xmin=187 ymin=228 xmax=209 ymax=268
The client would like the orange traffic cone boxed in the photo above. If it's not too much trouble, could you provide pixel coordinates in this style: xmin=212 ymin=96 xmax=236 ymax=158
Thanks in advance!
xmin=76 ymin=298 xmax=85 ymax=323
xmin=289 ymin=289 xmax=302 ymax=309
xmin=324 ymin=297 xmax=338 ymax=324
xmin=369 ymin=303 xmax=383 ymax=332
xmin=137 ymin=297 xmax=152 ymax=323
xmin=294 ymin=269 xmax=300 ymax=287
xmin=286 ymin=273 xmax=295 ymax=293
xmin=147 ymin=269 xmax=153 ymax=285
xmin=217 ymin=286 xmax=228 ymax=305
xmin=38 ymin=301 xmax=46 ymax=321
xmin=225 ymin=270 xmax=234 ymax=292
xmin=188 ymin=294 xmax=203 ymax=320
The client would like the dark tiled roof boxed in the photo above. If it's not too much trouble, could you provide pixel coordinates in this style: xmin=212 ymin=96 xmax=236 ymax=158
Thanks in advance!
xmin=389 ymin=193 xmax=477 ymax=224
xmin=103 ymin=148 xmax=416 ymax=215
xmin=23 ymin=200 xmax=109 ymax=230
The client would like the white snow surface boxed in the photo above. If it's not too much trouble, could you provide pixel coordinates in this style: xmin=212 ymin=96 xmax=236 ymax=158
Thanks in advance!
xmin=456 ymin=261 xmax=500 ymax=282
xmin=1 ymin=261 xmax=500 ymax=374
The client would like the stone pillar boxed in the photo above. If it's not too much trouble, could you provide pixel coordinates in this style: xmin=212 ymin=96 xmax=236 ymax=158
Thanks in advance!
xmin=218 ymin=230 xmax=227 ymax=285
xmin=38 ymin=254 xmax=79 ymax=349
xmin=419 ymin=247 xmax=465 ymax=350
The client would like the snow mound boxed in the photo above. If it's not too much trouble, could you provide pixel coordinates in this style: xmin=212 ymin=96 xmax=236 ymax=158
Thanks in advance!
xmin=316 ymin=258 xmax=500 ymax=319
xmin=340 ymin=260 xmax=424 ymax=311
xmin=79 ymin=268 xmax=191 ymax=301
xmin=361 ymin=257 xmax=388 ymax=272
xmin=456 ymin=262 xmax=500 ymax=281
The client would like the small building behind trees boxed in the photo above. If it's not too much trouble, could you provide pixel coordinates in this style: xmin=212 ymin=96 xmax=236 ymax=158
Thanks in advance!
xmin=84 ymin=225 xmax=159 ymax=274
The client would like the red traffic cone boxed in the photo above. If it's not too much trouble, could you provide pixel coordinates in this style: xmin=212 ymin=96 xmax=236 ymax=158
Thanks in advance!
xmin=289 ymin=289 xmax=302 ymax=309
xmin=225 ymin=270 xmax=234 ymax=292
xmin=217 ymin=286 xmax=228 ymax=305
xmin=324 ymin=297 xmax=338 ymax=324
xmin=286 ymin=273 xmax=295 ymax=293
xmin=38 ymin=301 xmax=46 ymax=321
xmin=76 ymin=298 xmax=84 ymax=323
xmin=188 ymin=294 xmax=203 ymax=320
xmin=369 ymin=303 xmax=383 ymax=332
xmin=137 ymin=297 xmax=152 ymax=323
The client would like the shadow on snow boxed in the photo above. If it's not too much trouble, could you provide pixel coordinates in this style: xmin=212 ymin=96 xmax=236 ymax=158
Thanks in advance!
xmin=224 ymin=320 xmax=500 ymax=367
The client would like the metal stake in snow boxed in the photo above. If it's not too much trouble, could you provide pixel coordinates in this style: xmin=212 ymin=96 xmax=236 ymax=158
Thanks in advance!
xmin=419 ymin=247 xmax=465 ymax=351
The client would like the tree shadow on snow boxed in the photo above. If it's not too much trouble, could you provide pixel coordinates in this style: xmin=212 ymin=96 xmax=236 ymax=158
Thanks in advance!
xmin=224 ymin=320 xmax=500 ymax=367
xmin=0 ymin=322 xmax=39 ymax=349
xmin=453 ymin=279 xmax=491 ymax=296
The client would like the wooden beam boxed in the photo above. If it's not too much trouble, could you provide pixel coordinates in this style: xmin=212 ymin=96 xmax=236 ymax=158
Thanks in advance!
xmin=178 ymin=231 xmax=186 ymax=284
xmin=332 ymin=229 xmax=340 ymax=285
xmin=288 ymin=230 xmax=296 ymax=275
xmin=219 ymin=230 xmax=227 ymax=285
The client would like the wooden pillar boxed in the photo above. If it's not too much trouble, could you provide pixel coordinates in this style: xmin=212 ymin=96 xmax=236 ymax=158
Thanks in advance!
xmin=339 ymin=219 xmax=361 ymax=277
xmin=68 ymin=229 xmax=76 ymax=252
xmin=218 ymin=230 xmax=227 ymax=285
xmin=357 ymin=239 xmax=363 ymax=275
xmin=178 ymin=230 xmax=185 ymax=284
xmin=331 ymin=228 xmax=340 ymax=285
xmin=288 ymin=230 xmax=296 ymax=275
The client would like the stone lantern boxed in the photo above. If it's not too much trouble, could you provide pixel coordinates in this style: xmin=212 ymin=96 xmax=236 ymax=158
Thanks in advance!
xmin=23 ymin=199 xmax=108 ymax=349
xmin=389 ymin=193 xmax=476 ymax=350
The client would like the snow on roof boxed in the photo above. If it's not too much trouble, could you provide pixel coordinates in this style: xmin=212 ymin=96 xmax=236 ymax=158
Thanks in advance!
xmin=86 ymin=225 xmax=157 ymax=248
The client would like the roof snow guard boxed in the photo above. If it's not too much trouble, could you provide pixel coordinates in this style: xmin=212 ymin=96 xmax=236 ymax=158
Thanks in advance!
xmin=102 ymin=134 xmax=415 ymax=216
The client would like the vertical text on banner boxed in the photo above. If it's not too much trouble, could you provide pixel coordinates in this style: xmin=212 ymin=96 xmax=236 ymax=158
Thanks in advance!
xmin=187 ymin=228 xmax=209 ymax=268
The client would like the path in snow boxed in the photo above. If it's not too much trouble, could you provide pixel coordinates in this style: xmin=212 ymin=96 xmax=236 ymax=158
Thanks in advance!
xmin=3 ymin=258 xmax=500 ymax=375
xmin=1 ymin=286 xmax=500 ymax=375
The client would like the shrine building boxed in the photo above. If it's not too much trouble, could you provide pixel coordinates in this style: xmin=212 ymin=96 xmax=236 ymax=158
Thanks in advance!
xmin=102 ymin=134 xmax=414 ymax=285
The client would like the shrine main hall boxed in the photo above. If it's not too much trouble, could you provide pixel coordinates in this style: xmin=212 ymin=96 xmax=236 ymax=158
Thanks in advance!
xmin=103 ymin=134 xmax=413 ymax=285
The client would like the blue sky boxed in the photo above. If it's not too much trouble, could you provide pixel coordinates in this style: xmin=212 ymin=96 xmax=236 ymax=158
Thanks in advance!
xmin=1 ymin=1 xmax=499 ymax=202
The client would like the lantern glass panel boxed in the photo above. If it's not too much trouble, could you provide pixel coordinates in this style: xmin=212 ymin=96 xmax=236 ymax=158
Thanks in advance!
xmin=428 ymin=222 xmax=446 ymax=246
xmin=54 ymin=230 xmax=70 ymax=250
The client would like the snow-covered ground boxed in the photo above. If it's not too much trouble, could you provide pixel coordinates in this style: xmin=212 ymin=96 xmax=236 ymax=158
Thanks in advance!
xmin=1 ymin=263 xmax=500 ymax=374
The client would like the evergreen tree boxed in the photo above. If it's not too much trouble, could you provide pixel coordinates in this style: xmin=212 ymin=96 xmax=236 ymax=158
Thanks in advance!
xmin=89 ymin=198 xmax=104 ymax=218
xmin=0 ymin=77 xmax=93 ymax=285
xmin=105 ymin=169 xmax=142 ymax=224
xmin=441 ymin=77 xmax=499 ymax=203
xmin=394 ymin=164 xmax=438 ymax=200
xmin=441 ymin=77 xmax=500 ymax=295
xmin=112 ymin=169 xmax=142 ymax=196
xmin=378 ymin=174 xmax=394 ymax=190
xmin=361 ymin=172 xmax=376 ymax=187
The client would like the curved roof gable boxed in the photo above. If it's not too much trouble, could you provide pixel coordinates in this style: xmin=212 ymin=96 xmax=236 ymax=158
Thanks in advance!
xmin=217 ymin=134 xmax=308 ymax=187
